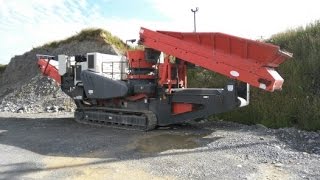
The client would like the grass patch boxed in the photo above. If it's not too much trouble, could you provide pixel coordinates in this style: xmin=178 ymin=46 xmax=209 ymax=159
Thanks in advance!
xmin=188 ymin=20 xmax=320 ymax=131
xmin=0 ymin=64 xmax=7 ymax=74
xmin=41 ymin=28 xmax=127 ymax=54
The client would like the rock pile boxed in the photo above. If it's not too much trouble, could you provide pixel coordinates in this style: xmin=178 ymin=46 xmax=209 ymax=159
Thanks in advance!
xmin=0 ymin=75 xmax=75 ymax=113
xmin=0 ymin=29 xmax=125 ymax=113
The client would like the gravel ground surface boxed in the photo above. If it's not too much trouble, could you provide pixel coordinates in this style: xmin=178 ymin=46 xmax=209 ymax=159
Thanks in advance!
xmin=0 ymin=112 xmax=319 ymax=180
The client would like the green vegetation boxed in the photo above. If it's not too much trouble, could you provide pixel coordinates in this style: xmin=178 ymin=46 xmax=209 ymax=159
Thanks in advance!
xmin=0 ymin=64 xmax=7 ymax=74
xmin=41 ymin=28 xmax=127 ymax=54
xmin=188 ymin=68 xmax=228 ymax=88
xmin=189 ymin=21 xmax=320 ymax=130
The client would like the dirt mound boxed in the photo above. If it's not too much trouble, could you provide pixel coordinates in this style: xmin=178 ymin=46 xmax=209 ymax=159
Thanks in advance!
xmin=0 ymin=28 xmax=126 ymax=113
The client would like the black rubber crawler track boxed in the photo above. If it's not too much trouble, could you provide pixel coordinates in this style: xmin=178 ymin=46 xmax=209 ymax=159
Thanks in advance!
xmin=74 ymin=106 xmax=157 ymax=131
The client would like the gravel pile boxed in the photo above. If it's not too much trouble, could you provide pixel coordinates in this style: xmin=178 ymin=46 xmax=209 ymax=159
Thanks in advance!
xmin=0 ymin=75 xmax=75 ymax=113
xmin=0 ymin=40 xmax=119 ymax=97
xmin=0 ymin=30 xmax=123 ymax=113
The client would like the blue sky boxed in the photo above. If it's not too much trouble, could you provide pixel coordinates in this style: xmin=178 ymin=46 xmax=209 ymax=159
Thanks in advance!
xmin=96 ymin=0 xmax=165 ymax=20
xmin=0 ymin=0 xmax=320 ymax=64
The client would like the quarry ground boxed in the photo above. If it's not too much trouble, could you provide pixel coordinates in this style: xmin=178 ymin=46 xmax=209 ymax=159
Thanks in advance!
xmin=0 ymin=113 xmax=319 ymax=180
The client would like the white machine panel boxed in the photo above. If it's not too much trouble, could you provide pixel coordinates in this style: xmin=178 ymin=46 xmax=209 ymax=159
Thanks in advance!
xmin=58 ymin=55 xmax=67 ymax=76
xmin=86 ymin=52 xmax=127 ymax=80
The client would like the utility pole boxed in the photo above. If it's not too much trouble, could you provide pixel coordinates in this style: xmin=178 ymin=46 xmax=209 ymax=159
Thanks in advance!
xmin=191 ymin=7 xmax=199 ymax=32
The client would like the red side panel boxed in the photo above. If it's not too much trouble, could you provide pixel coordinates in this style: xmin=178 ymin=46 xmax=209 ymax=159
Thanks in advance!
xmin=139 ymin=27 xmax=292 ymax=92
xmin=127 ymin=74 xmax=156 ymax=80
xmin=127 ymin=50 xmax=154 ymax=69
xmin=37 ymin=59 xmax=61 ymax=84
xmin=172 ymin=103 xmax=193 ymax=115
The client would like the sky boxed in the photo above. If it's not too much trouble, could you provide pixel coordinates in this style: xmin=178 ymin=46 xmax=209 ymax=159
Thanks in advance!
xmin=0 ymin=0 xmax=320 ymax=64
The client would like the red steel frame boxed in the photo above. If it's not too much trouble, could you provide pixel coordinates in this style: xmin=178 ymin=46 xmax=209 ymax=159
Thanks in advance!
xmin=158 ymin=56 xmax=187 ymax=93
xmin=139 ymin=27 xmax=291 ymax=92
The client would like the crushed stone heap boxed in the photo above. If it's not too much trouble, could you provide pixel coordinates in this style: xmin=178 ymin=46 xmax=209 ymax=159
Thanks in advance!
xmin=0 ymin=75 xmax=74 ymax=113
xmin=0 ymin=28 xmax=126 ymax=113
